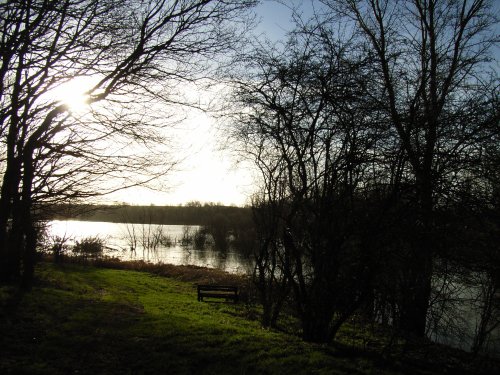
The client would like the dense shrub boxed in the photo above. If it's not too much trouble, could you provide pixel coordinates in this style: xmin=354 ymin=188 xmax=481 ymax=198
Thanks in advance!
xmin=73 ymin=237 xmax=104 ymax=260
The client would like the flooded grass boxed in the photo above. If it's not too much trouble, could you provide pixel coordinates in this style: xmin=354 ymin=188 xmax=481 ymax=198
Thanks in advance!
xmin=1 ymin=262 xmax=498 ymax=374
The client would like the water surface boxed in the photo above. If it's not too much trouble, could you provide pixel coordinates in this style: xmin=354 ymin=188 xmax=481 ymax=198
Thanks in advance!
xmin=46 ymin=220 xmax=253 ymax=274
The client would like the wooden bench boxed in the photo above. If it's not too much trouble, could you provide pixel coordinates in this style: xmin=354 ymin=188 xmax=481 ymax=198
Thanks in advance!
xmin=197 ymin=285 xmax=238 ymax=303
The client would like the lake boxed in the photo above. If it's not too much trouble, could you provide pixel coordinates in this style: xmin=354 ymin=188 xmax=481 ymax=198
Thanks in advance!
xmin=45 ymin=220 xmax=253 ymax=274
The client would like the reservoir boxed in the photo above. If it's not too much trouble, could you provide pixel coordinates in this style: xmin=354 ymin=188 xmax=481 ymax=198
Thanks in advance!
xmin=45 ymin=220 xmax=253 ymax=274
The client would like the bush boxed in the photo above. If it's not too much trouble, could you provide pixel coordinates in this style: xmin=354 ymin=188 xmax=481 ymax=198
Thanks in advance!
xmin=73 ymin=236 xmax=104 ymax=260
xmin=51 ymin=236 xmax=70 ymax=263
xmin=193 ymin=227 xmax=208 ymax=249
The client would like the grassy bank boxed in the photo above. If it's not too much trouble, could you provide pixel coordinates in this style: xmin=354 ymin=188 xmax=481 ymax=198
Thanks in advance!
xmin=1 ymin=262 xmax=498 ymax=374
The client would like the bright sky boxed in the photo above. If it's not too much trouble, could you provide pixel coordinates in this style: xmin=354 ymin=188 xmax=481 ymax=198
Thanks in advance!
xmin=108 ymin=110 xmax=257 ymax=207
xmin=98 ymin=0 xmax=499 ymax=207
xmin=102 ymin=0 xmax=314 ymax=207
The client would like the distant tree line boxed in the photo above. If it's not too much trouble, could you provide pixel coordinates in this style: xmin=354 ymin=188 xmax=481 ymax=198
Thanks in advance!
xmin=50 ymin=203 xmax=251 ymax=226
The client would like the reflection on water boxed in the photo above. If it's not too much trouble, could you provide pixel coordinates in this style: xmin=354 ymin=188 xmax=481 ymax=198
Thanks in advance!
xmin=428 ymin=271 xmax=500 ymax=356
xmin=46 ymin=220 xmax=253 ymax=274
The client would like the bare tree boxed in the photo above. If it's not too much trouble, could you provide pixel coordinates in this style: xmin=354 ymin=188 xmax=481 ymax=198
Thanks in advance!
xmin=230 ymin=24 xmax=380 ymax=342
xmin=227 ymin=0 xmax=498 ymax=347
xmin=321 ymin=0 xmax=499 ymax=337
xmin=0 ymin=0 xmax=256 ymax=286
xmin=250 ymin=155 xmax=290 ymax=328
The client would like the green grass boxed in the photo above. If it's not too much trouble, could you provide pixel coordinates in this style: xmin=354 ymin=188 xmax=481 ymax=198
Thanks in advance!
xmin=0 ymin=263 xmax=497 ymax=374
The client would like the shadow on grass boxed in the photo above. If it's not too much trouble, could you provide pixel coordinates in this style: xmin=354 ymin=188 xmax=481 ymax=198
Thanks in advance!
xmin=1 ymin=282 xmax=144 ymax=373
xmin=2 ymin=263 xmax=499 ymax=375
xmin=0 ymin=264 xmax=318 ymax=375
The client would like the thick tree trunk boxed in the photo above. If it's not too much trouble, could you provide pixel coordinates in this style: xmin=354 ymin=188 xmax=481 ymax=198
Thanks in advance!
xmin=301 ymin=308 xmax=332 ymax=343
xmin=21 ymin=221 xmax=37 ymax=290
xmin=398 ymin=252 xmax=433 ymax=337
xmin=20 ymin=149 xmax=37 ymax=289
xmin=5 ymin=197 xmax=23 ymax=281
xmin=0 ymin=158 xmax=22 ymax=282
xmin=398 ymin=174 xmax=435 ymax=337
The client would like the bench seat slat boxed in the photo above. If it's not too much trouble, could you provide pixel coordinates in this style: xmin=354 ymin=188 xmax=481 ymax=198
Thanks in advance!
xmin=197 ymin=284 xmax=238 ymax=303
xmin=199 ymin=293 xmax=237 ymax=299
xmin=198 ymin=285 xmax=237 ymax=291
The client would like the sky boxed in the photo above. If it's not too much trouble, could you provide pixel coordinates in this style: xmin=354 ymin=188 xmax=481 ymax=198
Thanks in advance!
xmin=106 ymin=0 xmax=311 ymax=207
xmin=105 ymin=0 xmax=499 ymax=207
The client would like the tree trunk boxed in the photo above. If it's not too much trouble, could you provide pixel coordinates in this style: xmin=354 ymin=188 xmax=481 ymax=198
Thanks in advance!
xmin=21 ymin=221 xmax=37 ymax=290
xmin=398 ymin=256 xmax=432 ymax=337
xmin=0 ymin=157 xmax=22 ymax=282
xmin=301 ymin=307 xmax=332 ymax=343
xmin=5 ymin=195 xmax=23 ymax=281
xmin=398 ymin=174 xmax=434 ymax=337
xmin=20 ymin=148 xmax=36 ymax=290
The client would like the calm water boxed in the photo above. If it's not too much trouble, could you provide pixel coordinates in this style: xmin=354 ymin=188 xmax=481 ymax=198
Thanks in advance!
xmin=45 ymin=220 xmax=253 ymax=274
xmin=429 ymin=272 xmax=500 ymax=356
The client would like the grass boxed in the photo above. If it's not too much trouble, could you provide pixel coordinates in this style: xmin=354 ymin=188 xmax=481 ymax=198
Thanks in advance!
xmin=1 ymin=262 xmax=498 ymax=374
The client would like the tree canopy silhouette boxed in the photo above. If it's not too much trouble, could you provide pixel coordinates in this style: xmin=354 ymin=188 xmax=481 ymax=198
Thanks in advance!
xmin=0 ymin=0 xmax=256 ymax=286
xmin=229 ymin=0 xmax=498 ymax=343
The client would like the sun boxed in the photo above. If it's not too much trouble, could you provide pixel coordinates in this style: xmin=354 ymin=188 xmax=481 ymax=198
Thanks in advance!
xmin=55 ymin=77 xmax=92 ymax=112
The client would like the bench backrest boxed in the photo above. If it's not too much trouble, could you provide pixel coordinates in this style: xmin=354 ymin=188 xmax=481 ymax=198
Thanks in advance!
xmin=197 ymin=285 xmax=237 ymax=292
